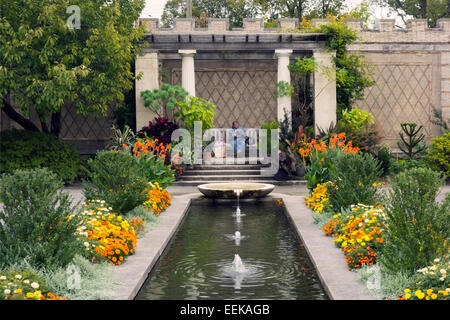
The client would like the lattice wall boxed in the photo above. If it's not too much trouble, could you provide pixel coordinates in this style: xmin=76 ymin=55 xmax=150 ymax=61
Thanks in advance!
xmin=171 ymin=65 xmax=277 ymax=128
xmin=355 ymin=63 xmax=432 ymax=146
xmin=57 ymin=104 xmax=113 ymax=154
xmin=60 ymin=104 xmax=114 ymax=140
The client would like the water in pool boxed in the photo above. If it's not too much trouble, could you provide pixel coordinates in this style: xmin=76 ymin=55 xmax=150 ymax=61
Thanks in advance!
xmin=136 ymin=200 xmax=328 ymax=300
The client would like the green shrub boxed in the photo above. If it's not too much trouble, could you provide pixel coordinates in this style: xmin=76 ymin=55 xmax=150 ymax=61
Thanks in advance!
xmin=381 ymin=168 xmax=449 ymax=273
xmin=260 ymin=119 xmax=279 ymax=155
xmin=141 ymin=83 xmax=188 ymax=118
xmin=340 ymin=108 xmax=374 ymax=131
xmin=373 ymin=145 xmax=392 ymax=177
xmin=0 ymin=129 xmax=81 ymax=183
xmin=176 ymin=96 xmax=216 ymax=131
xmin=327 ymin=152 xmax=382 ymax=210
xmin=136 ymin=151 xmax=175 ymax=190
xmin=0 ymin=168 xmax=83 ymax=269
xmin=424 ymin=132 xmax=450 ymax=178
xmin=390 ymin=159 xmax=428 ymax=175
xmin=83 ymin=151 xmax=149 ymax=213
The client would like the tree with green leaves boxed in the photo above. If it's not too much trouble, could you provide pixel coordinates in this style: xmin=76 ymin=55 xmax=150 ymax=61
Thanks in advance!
xmin=254 ymin=0 xmax=357 ymax=20
xmin=0 ymin=0 xmax=145 ymax=137
xmin=372 ymin=0 xmax=449 ymax=27
xmin=162 ymin=0 xmax=256 ymax=28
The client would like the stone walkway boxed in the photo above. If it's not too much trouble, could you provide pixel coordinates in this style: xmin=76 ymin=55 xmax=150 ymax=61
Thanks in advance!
xmin=1 ymin=183 xmax=446 ymax=210
xmin=62 ymin=184 xmax=313 ymax=204
xmin=63 ymin=183 xmax=449 ymax=206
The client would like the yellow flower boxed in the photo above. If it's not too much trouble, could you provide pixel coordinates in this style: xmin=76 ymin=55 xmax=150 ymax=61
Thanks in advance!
xmin=431 ymin=293 xmax=437 ymax=300
xmin=415 ymin=290 xmax=425 ymax=300
xmin=405 ymin=293 xmax=411 ymax=299
xmin=404 ymin=288 xmax=411 ymax=293
xmin=14 ymin=288 xmax=22 ymax=294
xmin=427 ymin=289 xmax=433 ymax=296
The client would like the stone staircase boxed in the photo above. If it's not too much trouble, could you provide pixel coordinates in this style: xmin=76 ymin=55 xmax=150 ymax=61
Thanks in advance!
xmin=173 ymin=158 xmax=306 ymax=186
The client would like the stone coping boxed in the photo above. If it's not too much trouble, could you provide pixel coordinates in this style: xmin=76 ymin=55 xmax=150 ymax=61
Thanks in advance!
xmin=271 ymin=193 xmax=375 ymax=300
xmin=112 ymin=192 xmax=375 ymax=300
xmin=112 ymin=193 xmax=198 ymax=300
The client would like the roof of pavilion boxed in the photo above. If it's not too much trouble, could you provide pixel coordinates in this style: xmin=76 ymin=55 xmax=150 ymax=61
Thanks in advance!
xmin=138 ymin=18 xmax=328 ymax=52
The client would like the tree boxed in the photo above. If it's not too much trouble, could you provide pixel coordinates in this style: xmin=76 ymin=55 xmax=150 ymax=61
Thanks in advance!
xmin=162 ymin=0 xmax=256 ymax=28
xmin=372 ymin=0 xmax=449 ymax=27
xmin=0 ymin=0 xmax=145 ymax=137
xmin=307 ymin=0 xmax=346 ymax=18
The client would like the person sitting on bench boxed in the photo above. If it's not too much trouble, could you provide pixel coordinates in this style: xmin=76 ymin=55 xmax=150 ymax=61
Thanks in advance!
xmin=228 ymin=121 xmax=246 ymax=156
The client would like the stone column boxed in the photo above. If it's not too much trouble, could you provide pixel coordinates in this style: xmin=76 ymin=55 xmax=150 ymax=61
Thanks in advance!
xmin=135 ymin=51 xmax=159 ymax=131
xmin=179 ymin=50 xmax=196 ymax=96
xmin=313 ymin=49 xmax=336 ymax=134
xmin=274 ymin=49 xmax=293 ymax=126
xmin=441 ymin=51 xmax=450 ymax=132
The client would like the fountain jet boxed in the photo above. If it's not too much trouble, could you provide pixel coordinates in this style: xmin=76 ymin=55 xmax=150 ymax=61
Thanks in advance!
xmin=234 ymin=189 xmax=242 ymax=217
xmin=234 ymin=231 xmax=241 ymax=245
xmin=232 ymin=254 xmax=246 ymax=273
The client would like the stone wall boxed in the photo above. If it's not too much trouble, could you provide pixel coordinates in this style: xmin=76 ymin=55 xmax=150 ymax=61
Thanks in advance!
xmin=0 ymin=102 xmax=113 ymax=155
xmin=163 ymin=59 xmax=278 ymax=128
xmin=343 ymin=18 xmax=450 ymax=147
xmin=2 ymin=17 xmax=448 ymax=154
xmin=141 ymin=17 xmax=450 ymax=147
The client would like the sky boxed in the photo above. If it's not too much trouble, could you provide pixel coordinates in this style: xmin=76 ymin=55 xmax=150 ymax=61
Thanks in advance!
xmin=140 ymin=0 xmax=404 ymax=27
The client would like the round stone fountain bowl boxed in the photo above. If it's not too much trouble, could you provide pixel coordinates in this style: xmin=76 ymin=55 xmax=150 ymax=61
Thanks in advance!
xmin=198 ymin=182 xmax=275 ymax=199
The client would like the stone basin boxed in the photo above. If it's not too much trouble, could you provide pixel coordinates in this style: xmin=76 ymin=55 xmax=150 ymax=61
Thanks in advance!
xmin=197 ymin=182 xmax=275 ymax=199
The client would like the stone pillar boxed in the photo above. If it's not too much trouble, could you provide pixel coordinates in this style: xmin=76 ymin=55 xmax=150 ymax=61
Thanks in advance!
xmin=274 ymin=49 xmax=293 ymax=125
xmin=441 ymin=51 xmax=450 ymax=130
xmin=313 ymin=49 xmax=336 ymax=134
xmin=179 ymin=50 xmax=196 ymax=96
xmin=135 ymin=51 xmax=159 ymax=131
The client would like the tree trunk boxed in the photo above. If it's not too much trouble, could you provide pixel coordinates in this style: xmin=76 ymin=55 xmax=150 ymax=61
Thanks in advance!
xmin=1 ymin=97 xmax=40 ymax=132
xmin=420 ymin=0 xmax=427 ymax=19
xmin=40 ymin=117 xmax=50 ymax=134
xmin=286 ymin=2 xmax=295 ymax=18
xmin=50 ymin=111 xmax=62 ymax=137
xmin=296 ymin=0 xmax=303 ymax=19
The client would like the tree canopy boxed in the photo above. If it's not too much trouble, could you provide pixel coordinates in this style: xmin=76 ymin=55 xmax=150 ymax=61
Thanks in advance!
xmin=0 ymin=0 xmax=145 ymax=136
xmin=372 ymin=0 xmax=449 ymax=27
xmin=161 ymin=0 xmax=363 ymax=28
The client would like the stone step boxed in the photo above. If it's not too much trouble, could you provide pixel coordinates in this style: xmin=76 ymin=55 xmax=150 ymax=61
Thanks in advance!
xmin=199 ymin=157 xmax=269 ymax=165
xmin=177 ymin=174 xmax=275 ymax=181
xmin=183 ymin=169 xmax=262 ymax=176
xmin=172 ymin=180 xmax=307 ymax=186
xmin=191 ymin=164 xmax=266 ymax=170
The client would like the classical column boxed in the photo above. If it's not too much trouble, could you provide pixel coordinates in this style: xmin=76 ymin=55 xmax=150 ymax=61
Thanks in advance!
xmin=135 ymin=51 xmax=159 ymax=131
xmin=274 ymin=49 xmax=293 ymax=126
xmin=179 ymin=49 xmax=196 ymax=96
xmin=313 ymin=49 xmax=337 ymax=134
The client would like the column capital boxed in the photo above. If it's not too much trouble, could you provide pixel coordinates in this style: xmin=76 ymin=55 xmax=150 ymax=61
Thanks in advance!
xmin=312 ymin=48 xmax=336 ymax=57
xmin=179 ymin=49 xmax=197 ymax=57
xmin=274 ymin=49 xmax=293 ymax=58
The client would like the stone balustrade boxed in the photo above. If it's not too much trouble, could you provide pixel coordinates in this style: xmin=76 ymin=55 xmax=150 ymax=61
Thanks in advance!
xmin=138 ymin=17 xmax=450 ymax=43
